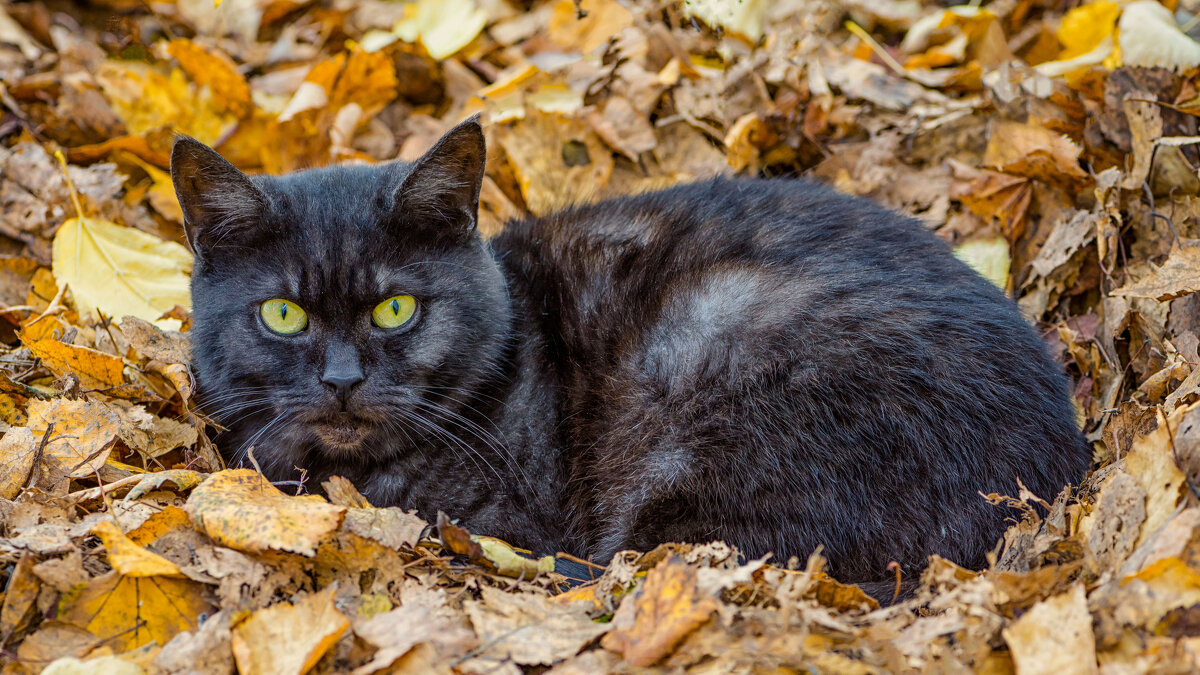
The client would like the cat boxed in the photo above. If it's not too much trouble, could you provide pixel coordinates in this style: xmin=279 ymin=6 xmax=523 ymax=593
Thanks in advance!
xmin=170 ymin=117 xmax=1091 ymax=593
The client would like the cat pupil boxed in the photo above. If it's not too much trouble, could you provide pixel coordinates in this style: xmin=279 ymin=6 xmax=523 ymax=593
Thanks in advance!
xmin=390 ymin=299 xmax=399 ymax=314
xmin=280 ymin=305 xmax=287 ymax=320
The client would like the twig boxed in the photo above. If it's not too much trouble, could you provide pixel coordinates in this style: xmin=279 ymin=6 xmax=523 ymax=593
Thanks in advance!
xmin=64 ymin=473 xmax=144 ymax=503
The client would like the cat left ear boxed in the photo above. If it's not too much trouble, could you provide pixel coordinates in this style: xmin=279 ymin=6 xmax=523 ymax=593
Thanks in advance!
xmin=392 ymin=116 xmax=486 ymax=240
xmin=170 ymin=136 xmax=268 ymax=259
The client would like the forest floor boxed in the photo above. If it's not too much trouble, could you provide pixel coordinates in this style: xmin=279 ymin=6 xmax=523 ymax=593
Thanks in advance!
xmin=2 ymin=0 xmax=1200 ymax=672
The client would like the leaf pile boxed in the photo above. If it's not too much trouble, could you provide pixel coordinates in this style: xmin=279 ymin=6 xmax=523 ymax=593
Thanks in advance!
xmin=4 ymin=0 xmax=1200 ymax=672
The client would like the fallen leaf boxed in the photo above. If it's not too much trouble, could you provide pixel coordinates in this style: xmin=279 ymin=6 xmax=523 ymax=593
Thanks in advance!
xmin=23 ymin=333 xmax=127 ymax=391
xmin=27 ymin=398 xmax=122 ymax=478
xmin=394 ymin=0 xmax=488 ymax=60
xmin=0 ymin=426 xmax=37 ymax=499
xmin=547 ymin=0 xmax=634 ymax=53
xmin=353 ymin=603 xmax=476 ymax=675
xmin=1119 ymin=1 xmax=1200 ymax=70
xmin=601 ymin=556 xmax=719 ymax=667
xmin=1002 ymin=583 xmax=1097 ymax=675
xmin=1111 ymin=240 xmax=1200 ymax=301
xmin=154 ymin=610 xmax=235 ymax=675
xmin=0 ymin=553 xmax=41 ymax=642
xmin=58 ymin=570 xmax=215 ymax=652
xmin=954 ymin=238 xmax=1010 ymax=290
xmin=231 ymin=585 xmax=349 ymax=675
xmin=124 ymin=470 xmax=208 ymax=503
xmin=92 ymin=519 xmax=185 ymax=578
xmin=465 ymin=586 xmax=609 ymax=666
xmin=167 ymin=38 xmax=253 ymax=118
xmin=52 ymin=213 xmax=193 ymax=325
xmin=185 ymin=469 xmax=346 ymax=556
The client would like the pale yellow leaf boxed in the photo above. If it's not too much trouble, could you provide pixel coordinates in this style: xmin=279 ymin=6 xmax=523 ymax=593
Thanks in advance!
xmin=51 ymin=215 xmax=192 ymax=324
xmin=394 ymin=0 xmax=487 ymax=60
xmin=92 ymin=520 xmax=184 ymax=578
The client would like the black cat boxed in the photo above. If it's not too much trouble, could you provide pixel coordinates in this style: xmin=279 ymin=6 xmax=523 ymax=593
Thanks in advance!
xmin=170 ymin=118 xmax=1090 ymax=592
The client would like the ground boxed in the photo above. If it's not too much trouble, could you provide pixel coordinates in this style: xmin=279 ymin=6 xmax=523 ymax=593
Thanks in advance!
xmin=2 ymin=0 xmax=1200 ymax=672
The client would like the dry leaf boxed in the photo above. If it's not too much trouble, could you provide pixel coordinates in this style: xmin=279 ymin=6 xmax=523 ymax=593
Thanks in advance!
xmin=465 ymin=586 xmax=609 ymax=666
xmin=167 ymin=38 xmax=253 ymax=118
xmin=601 ymin=556 xmax=718 ymax=667
xmin=58 ymin=570 xmax=215 ymax=652
xmin=1111 ymin=240 xmax=1200 ymax=301
xmin=0 ymin=427 xmax=38 ymax=499
xmin=1002 ymin=583 xmax=1097 ymax=675
xmin=52 ymin=213 xmax=192 ymax=324
xmin=27 ymin=398 xmax=122 ymax=479
xmin=92 ymin=519 xmax=185 ymax=578
xmin=231 ymin=585 xmax=349 ymax=675
xmin=25 ymin=337 xmax=126 ymax=390
xmin=186 ymin=469 xmax=346 ymax=555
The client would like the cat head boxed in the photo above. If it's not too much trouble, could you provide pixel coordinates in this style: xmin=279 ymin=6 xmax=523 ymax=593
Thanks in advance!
xmin=171 ymin=119 xmax=512 ymax=474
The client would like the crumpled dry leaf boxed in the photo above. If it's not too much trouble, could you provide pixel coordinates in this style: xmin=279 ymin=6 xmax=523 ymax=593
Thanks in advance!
xmin=1112 ymin=240 xmax=1200 ymax=301
xmin=1002 ymin=583 xmax=1096 ymax=674
xmin=0 ymin=426 xmax=37 ymax=499
xmin=186 ymin=469 xmax=346 ymax=555
xmin=601 ymin=555 xmax=719 ymax=667
xmin=465 ymin=586 xmax=609 ymax=667
xmin=230 ymin=584 xmax=349 ymax=675
xmin=27 ymin=398 xmax=121 ymax=479
xmin=1119 ymin=1 xmax=1200 ymax=70
xmin=353 ymin=603 xmax=476 ymax=675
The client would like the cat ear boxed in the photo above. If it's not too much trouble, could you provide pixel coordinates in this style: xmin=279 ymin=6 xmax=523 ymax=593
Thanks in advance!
xmin=170 ymin=137 xmax=267 ymax=258
xmin=392 ymin=116 xmax=486 ymax=239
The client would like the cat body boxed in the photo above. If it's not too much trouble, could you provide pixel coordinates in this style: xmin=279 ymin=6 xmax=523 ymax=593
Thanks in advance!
xmin=172 ymin=120 xmax=1090 ymax=586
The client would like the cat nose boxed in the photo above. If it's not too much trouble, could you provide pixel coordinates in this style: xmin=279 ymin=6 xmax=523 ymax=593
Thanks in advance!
xmin=321 ymin=342 xmax=364 ymax=403
xmin=321 ymin=371 xmax=363 ymax=397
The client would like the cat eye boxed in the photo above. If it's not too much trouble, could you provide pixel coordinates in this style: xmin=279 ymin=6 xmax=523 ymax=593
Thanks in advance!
xmin=260 ymin=298 xmax=308 ymax=335
xmin=372 ymin=295 xmax=417 ymax=329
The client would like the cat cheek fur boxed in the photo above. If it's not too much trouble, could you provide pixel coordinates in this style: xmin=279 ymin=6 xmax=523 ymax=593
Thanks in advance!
xmin=174 ymin=118 xmax=1091 ymax=598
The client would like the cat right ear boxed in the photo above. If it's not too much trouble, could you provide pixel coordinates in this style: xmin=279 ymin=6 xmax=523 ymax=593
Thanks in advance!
xmin=170 ymin=137 xmax=267 ymax=258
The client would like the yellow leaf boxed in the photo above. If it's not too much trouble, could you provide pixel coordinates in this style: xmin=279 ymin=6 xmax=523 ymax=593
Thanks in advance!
xmin=96 ymin=61 xmax=235 ymax=145
xmin=27 ymin=398 xmax=121 ymax=479
xmin=954 ymin=238 xmax=1011 ymax=291
xmin=680 ymin=0 xmax=766 ymax=42
xmin=167 ymin=38 xmax=253 ymax=118
xmin=393 ymin=0 xmax=487 ymax=60
xmin=548 ymin=0 xmax=634 ymax=53
xmin=1056 ymin=1 xmax=1120 ymax=60
xmin=0 ymin=427 xmax=37 ymax=499
xmin=24 ymin=338 xmax=126 ymax=390
xmin=58 ymin=571 xmax=214 ymax=652
xmin=127 ymin=505 xmax=193 ymax=546
xmin=92 ymin=520 xmax=184 ymax=578
xmin=497 ymin=110 xmax=614 ymax=216
xmin=1002 ymin=584 xmax=1096 ymax=675
xmin=231 ymin=585 xmax=349 ymax=675
xmin=122 ymin=153 xmax=183 ymax=223
xmin=51 ymin=215 xmax=192 ymax=325
xmin=185 ymin=469 xmax=346 ymax=556
xmin=601 ymin=556 xmax=719 ymax=667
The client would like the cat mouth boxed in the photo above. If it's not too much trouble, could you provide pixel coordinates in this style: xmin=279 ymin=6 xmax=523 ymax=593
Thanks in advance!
xmin=311 ymin=415 xmax=372 ymax=451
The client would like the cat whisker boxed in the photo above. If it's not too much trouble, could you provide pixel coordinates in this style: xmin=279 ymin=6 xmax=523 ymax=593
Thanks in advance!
xmin=411 ymin=398 xmax=530 ymax=492
xmin=397 ymin=406 xmax=502 ymax=484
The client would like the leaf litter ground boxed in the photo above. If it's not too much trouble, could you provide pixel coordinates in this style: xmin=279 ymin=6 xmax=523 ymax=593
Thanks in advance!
xmin=3 ymin=0 xmax=1200 ymax=672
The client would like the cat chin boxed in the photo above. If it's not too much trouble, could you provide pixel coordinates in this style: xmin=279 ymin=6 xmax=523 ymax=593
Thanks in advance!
xmin=311 ymin=423 xmax=372 ymax=453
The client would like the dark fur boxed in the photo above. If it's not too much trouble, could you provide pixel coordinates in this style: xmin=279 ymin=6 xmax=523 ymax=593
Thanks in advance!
xmin=171 ymin=120 xmax=1090 ymax=588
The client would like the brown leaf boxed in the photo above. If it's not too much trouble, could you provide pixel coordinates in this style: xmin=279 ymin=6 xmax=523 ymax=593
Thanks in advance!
xmin=185 ymin=469 xmax=346 ymax=556
xmin=27 ymin=398 xmax=121 ymax=479
xmin=465 ymin=586 xmax=609 ymax=666
xmin=1002 ymin=583 xmax=1097 ymax=675
xmin=601 ymin=555 xmax=719 ymax=667
xmin=25 ymin=337 xmax=126 ymax=390
xmin=353 ymin=603 xmax=476 ymax=675
xmin=231 ymin=584 xmax=349 ymax=675
xmin=1112 ymin=240 xmax=1200 ymax=301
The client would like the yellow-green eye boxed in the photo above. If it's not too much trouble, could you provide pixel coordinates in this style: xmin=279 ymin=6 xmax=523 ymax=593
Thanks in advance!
xmin=260 ymin=299 xmax=307 ymax=335
xmin=372 ymin=295 xmax=416 ymax=329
